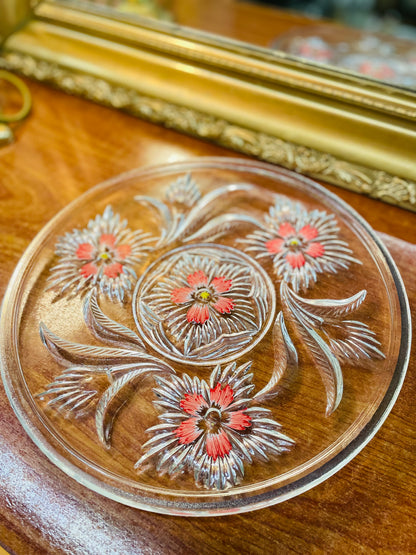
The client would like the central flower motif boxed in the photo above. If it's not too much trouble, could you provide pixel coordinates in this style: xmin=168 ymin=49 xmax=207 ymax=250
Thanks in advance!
xmin=135 ymin=363 xmax=294 ymax=489
xmin=136 ymin=246 xmax=273 ymax=362
xmin=171 ymin=270 xmax=235 ymax=325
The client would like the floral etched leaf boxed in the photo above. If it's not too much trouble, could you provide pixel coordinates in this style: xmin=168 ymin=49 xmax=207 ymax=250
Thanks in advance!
xmin=40 ymin=323 xmax=149 ymax=366
xmin=135 ymin=362 xmax=294 ymax=490
xmin=83 ymin=292 xmax=145 ymax=349
xmin=183 ymin=213 xmax=263 ymax=244
xmin=254 ymin=311 xmax=298 ymax=403
xmin=287 ymin=288 xmax=384 ymax=363
xmin=135 ymin=174 xmax=202 ymax=248
xmin=96 ymin=362 xmax=175 ymax=447
xmin=288 ymin=288 xmax=367 ymax=320
xmin=40 ymin=312 xmax=175 ymax=441
xmin=136 ymin=181 xmax=264 ymax=247
xmin=177 ymin=183 xmax=264 ymax=243
xmin=325 ymin=320 xmax=385 ymax=363
xmin=281 ymin=282 xmax=384 ymax=415
xmin=47 ymin=206 xmax=155 ymax=302
xmin=241 ymin=198 xmax=360 ymax=292
xmin=281 ymin=282 xmax=344 ymax=415
xmin=37 ymin=366 xmax=110 ymax=416
xmin=301 ymin=326 xmax=344 ymax=416
xmin=188 ymin=330 xmax=255 ymax=360
xmin=134 ymin=195 xmax=182 ymax=247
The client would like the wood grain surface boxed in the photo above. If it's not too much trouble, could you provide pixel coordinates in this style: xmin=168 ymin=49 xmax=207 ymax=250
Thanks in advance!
xmin=170 ymin=0 xmax=328 ymax=48
xmin=0 ymin=78 xmax=415 ymax=554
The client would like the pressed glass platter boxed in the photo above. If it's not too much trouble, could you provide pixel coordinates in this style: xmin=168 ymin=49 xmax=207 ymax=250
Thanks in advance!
xmin=0 ymin=158 xmax=410 ymax=516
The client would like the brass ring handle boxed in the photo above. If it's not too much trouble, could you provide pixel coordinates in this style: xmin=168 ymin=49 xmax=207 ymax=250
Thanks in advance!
xmin=0 ymin=70 xmax=31 ymax=123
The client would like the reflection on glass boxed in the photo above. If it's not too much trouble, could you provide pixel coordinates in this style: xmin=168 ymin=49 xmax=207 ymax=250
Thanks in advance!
xmin=259 ymin=0 xmax=416 ymax=39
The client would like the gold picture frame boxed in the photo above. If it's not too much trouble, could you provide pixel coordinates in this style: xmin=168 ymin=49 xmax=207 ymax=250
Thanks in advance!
xmin=1 ymin=0 xmax=415 ymax=211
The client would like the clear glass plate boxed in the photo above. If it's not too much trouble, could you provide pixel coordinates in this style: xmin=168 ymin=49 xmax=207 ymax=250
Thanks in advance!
xmin=0 ymin=158 xmax=410 ymax=516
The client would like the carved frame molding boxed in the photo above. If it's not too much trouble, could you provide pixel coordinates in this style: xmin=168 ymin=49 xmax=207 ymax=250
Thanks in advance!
xmin=1 ymin=1 xmax=416 ymax=211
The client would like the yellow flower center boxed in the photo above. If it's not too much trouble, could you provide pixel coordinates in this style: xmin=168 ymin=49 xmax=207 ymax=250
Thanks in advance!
xmin=100 ymin=252 xmax=110 ymax=260
xmin=199 ymin=290 xmax=210 ymax=300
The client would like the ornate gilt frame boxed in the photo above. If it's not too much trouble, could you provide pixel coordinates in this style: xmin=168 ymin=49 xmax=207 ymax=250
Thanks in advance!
xmin=1 ymin=0 xmax=416 ymax=211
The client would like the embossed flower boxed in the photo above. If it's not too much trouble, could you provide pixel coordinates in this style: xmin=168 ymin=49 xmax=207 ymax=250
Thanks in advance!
xmin=242 ymin=199 xmax=358 ymax=291
xmin=144 ymin=254 xmax=259 ymax=356
xmin=164 ymin=173 xmax=201 ymax=207
xmin=135 ymin=362 xmax=294 ymax=489
xmin=171 ymin=270 xmax=235 ymax=325
xmin=48 ymin=206 xmax=154 ymax=302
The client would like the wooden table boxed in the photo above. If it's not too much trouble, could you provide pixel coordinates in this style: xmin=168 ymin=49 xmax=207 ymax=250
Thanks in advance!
xmin=0 ymin=78 xmax=415 ymax=554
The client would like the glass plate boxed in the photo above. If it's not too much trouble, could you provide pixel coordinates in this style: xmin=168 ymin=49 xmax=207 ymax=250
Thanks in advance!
xmin=0 ymin=158 xmax=410 ymax=516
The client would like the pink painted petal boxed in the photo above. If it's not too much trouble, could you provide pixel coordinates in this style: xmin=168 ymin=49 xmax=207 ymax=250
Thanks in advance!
xmin=278 ymin=222 xmax=296 ymax=237
xmin=174 ymin=417 xmax=202 ymax=444
xmin=211 ymin=276 xmax=232 ymax=293
xmin=265 ymin=238 xmax=284 ymax=254
xmin=171 ymin=287 xmax=194 ymax=304
xmin=180 ymin=393 xmax=208 ymax=415
xmin=187 ymin=270 xmax=208 ymax=288
xmin=306 ymin=242 xmax=325 ymax=258
xmin=103 ymin=262 xmax=123 ymax=278
xmin=76 ymin=243 xmax=95 ymax=260
xmin=210 ymin=383 xmax=234 ymax=409
xmin=213 ymin=296 xmax=235 ymax=314
xmin=187 ymin=303 xmax=210 ymax=324
xmin=299 ymin=224 xmax=319 ymax=241
xmin=286 ymin=252 xmax=306 ymax=268
xmin=99 ymin=233 xmax=116 ymax=247
xmin=79 ymin=262 xmax=98 ymax=278
xmin=116 ymin=244 xmax=132 ymax=259
xmin=206 ymin=430 xmax=232 ymax=461
xmin=227 ymin=410 xmax=252 ymax=431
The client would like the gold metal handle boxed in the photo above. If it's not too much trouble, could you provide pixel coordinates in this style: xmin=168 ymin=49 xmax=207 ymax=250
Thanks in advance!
xmin=0 ymin=70 xmax=31 ymax=123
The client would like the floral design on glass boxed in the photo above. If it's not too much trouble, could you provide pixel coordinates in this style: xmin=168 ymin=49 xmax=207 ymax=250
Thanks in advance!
xmin=171 ymin=270 xmax=235 ymax=325
xmin=48 ymin=206 xmax=154 ymax=302
xmin=135 ymin=362 xmax=294 ymax=489
xmin=242 ymin=199 xmax=359 ymax=291
xmin=36 ymin=175 xmax=384 ymax=490
xmin=142 ymin=253 xmax=260 ymax=357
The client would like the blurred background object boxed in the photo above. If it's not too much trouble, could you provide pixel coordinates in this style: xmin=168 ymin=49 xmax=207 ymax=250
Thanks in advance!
xmin=273 ymin=25 xmax=416 ymax=86
xmin=256 ymin=0 xmax=416 ymax=39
